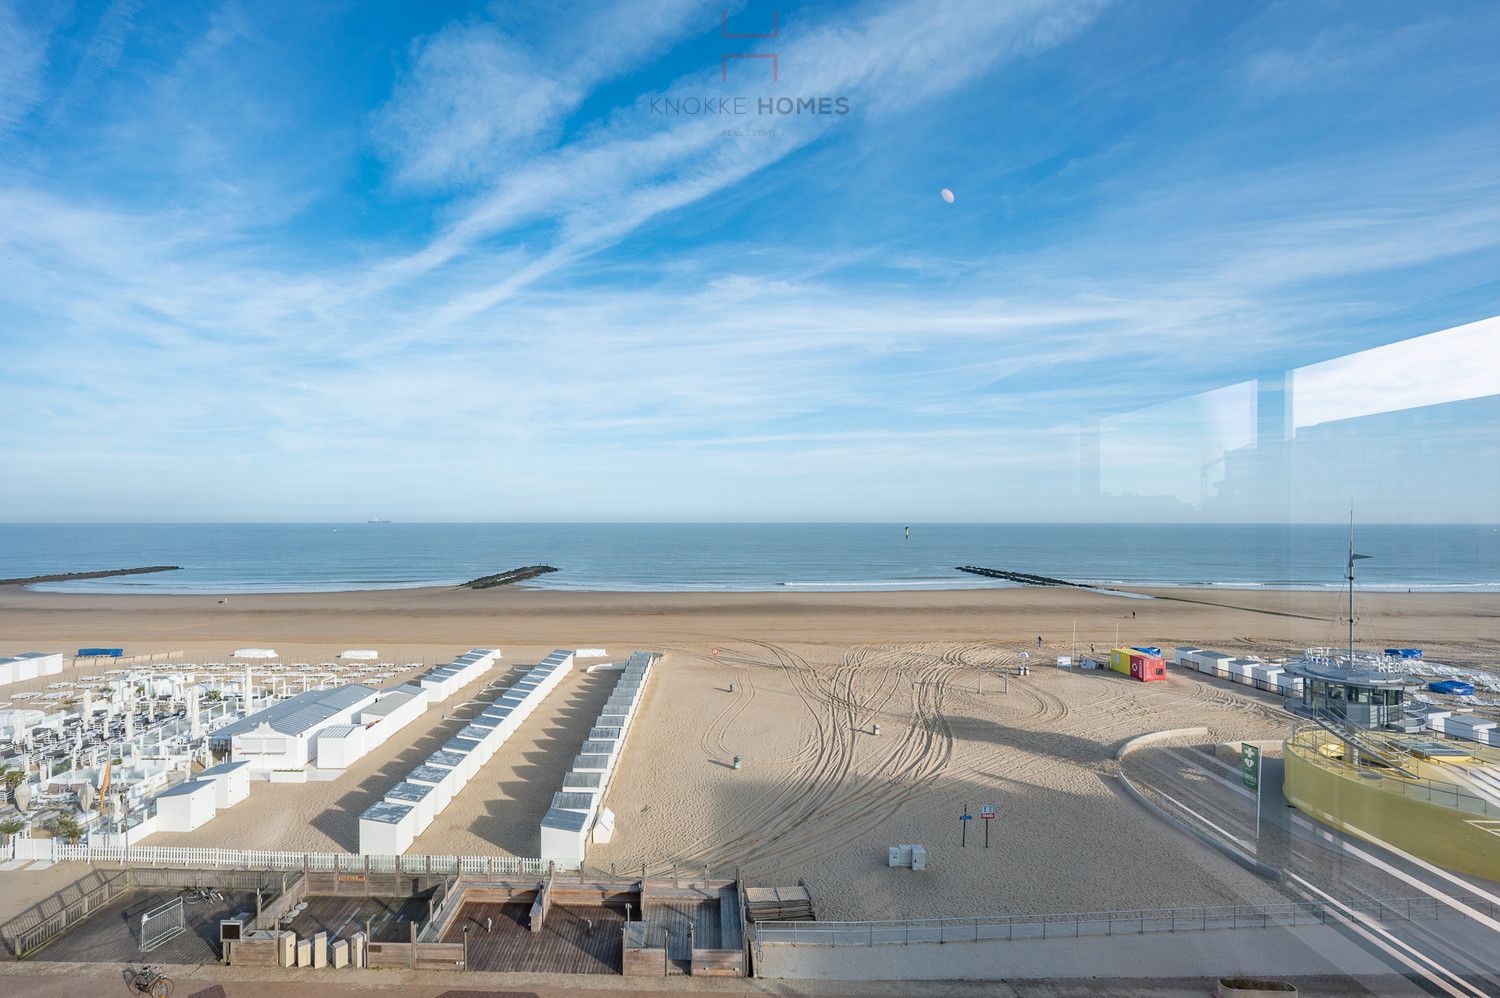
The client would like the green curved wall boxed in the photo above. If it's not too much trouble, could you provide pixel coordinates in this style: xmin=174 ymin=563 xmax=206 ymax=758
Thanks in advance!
xmin=1283 ymin=736 xmax=1500 ymax=882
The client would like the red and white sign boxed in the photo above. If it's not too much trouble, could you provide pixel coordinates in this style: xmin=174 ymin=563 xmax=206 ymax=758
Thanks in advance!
xmin=979 ymin=804 xmax=995 ymax=820
xmin=711 ymin=648 xmax=719 ymax=657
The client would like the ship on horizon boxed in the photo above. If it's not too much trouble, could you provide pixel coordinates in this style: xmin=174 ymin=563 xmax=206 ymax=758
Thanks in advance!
xmin=367 ymin=517 xmax=392 ymax=524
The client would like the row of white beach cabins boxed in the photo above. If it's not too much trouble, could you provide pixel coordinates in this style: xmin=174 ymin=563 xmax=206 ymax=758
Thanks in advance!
xmin=0 ymin=652 xmax=65 ymax=689
xmin=1173 ymin=648 xmax=1305 ymax=697
xmin=155 ymin=650 xmax=504 ymax=834
xmin=1174 ymin=646 xmax=1497 ymax=746
xmin=540 ymin=651 xmax=657 ymax=865
xmin=358 ymin=649 xmax=575 ymax=856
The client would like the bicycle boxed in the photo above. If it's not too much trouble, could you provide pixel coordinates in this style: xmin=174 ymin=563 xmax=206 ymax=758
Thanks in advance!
xmin=181 ymin=886 xmax=223 ymax=905
xmin=122 ymin=963 xmax=173 ymax=997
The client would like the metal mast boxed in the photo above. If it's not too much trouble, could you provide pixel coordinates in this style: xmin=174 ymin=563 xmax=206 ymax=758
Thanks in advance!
xmin=1346 ymin=510 xmax=1371 ymax=664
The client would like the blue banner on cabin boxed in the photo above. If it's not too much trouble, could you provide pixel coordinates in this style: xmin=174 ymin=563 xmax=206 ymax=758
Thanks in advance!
xmin=1428 ymin=680 xmax=1475 ymax=696
xmin=77 ymin=647 xmax=123 ymax=657
xmin=1131 ymin=646 xmax=1162 ymax=656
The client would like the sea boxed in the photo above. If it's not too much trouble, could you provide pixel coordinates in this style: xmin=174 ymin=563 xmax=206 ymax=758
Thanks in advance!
xmin=0 ymin=523 xmax=1496 ymax=595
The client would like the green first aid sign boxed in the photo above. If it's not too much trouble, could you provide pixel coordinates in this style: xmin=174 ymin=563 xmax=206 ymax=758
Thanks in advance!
xmin=1241 ymin=743 xmax=1261 ymax=791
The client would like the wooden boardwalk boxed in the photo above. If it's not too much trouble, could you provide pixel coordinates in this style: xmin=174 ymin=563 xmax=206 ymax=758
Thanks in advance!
xmin=641 ymin=899 xmax=721 ymax=958
xmin=286 ymin=894 xmax=430 ymax=943
xmin=719 ymin=885 xmax=743 ymax=951
xmin=443 ymin=899 xmax=627 ymax=974
xmin=29 ymin=889 xmax=256 ymax=966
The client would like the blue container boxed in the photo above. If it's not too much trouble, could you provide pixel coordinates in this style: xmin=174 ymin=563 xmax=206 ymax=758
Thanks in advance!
xmin=1428 ymin=680 xmax=1475 ymax=696
xmin=77 ymin=647 xmax=123 ymax=658
xmin=1131 ymin=646 xmax=1162 ymax=656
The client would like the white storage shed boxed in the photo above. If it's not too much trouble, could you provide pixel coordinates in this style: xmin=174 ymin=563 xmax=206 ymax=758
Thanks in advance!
xmin=156 ymin=779 xmax=219 ymax=832
xmin=1445 ymin=715 xmax=1497 ymax=744
xmin=359 ymin=688 xmax=427 ymax=747
xmin=194 ymin=760 xmax=252 ymax=809
xmin=314 ymin=724 xmax=368 ymax=769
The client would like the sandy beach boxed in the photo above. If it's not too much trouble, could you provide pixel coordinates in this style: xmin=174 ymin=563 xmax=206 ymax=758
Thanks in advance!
xmin=1 ymin=584 xmax=1495 ymax=663
xmin=2 ymin=585 xmax=1495 ymax=922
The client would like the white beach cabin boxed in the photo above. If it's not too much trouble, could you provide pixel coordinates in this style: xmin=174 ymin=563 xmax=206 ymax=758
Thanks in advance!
xmin=358 ymin=800 xmax=415 ymax=855
xmin=193 ymin=760 xmax=251 ymax=809
xmin=314 ymin=724 xmax=368 ymax=769
xmin=156 ymin=779 xmax=219 ymax=832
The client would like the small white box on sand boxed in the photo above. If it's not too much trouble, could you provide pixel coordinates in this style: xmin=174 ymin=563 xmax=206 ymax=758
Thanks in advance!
xmin=593 ymin=806 xmax=616 ymax=844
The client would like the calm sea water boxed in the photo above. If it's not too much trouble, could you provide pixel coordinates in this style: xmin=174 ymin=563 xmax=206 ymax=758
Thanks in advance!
xmin=0 ymin=523 xmax=1495 ymax=594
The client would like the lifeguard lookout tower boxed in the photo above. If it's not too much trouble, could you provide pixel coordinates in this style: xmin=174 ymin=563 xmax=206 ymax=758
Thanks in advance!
xmin=1283 ymin=653 xmax=1410 ymax=730
xmin=1282 ymin=652 xmax=1500 ymax=882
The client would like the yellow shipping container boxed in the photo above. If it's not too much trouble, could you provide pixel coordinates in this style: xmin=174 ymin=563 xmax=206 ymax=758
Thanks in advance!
xmin=1110 ymin=648 xmax=1133 ymax=675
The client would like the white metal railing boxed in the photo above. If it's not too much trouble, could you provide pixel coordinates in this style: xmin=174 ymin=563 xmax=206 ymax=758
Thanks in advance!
xmin=1290 ymin=729 xmax=1499 ymax=818
xmin=753 ymin=896 xmax=1497 ymax=947
xmin=45 ymin=841 xmax=563 ymax=875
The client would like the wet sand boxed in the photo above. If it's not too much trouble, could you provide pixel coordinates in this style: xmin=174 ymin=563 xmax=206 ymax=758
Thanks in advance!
xmin=0 ymin=584 xmax=1494 ymax=664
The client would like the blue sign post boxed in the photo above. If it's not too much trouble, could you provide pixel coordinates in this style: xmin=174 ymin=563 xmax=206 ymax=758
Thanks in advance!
xmin=960 ymin=805 xmax=973 ymax=847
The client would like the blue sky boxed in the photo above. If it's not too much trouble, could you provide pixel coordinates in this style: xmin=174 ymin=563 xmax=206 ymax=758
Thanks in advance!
xmin=0 ymin=0 xmax=1497 ymax=522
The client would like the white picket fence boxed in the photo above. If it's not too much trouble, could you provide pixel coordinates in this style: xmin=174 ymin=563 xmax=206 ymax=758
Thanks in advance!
xmin=16 ymin=839 xmax=561 ymax=876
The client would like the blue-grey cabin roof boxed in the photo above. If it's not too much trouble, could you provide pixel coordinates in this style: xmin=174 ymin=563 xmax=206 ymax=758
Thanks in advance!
xmin=214 ymin=684 xmax=376 ymax=740
xmin=540 ymin=807 xmax=589 ymax=832
xmin=159 ymin=780 xmax=216 ymax=799
xmin=197 ymin=760 xmax=251 ymax=777
xmin=386 ymin=781 xmax=434 ymax=803
xmin=361 ymin=801 xmax=412 ymax=824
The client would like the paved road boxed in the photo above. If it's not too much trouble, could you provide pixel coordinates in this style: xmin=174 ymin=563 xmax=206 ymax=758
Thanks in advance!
xmin=1126 ymin=742 xmax=1500 ymax=997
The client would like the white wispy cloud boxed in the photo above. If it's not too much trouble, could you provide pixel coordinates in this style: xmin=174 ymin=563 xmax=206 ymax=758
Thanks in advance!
xmin=0 ymin=0 xmax=1496 ymax=521
xmin=0 ymin=3 xmax=49 ymax=131
xmin=47 ymin=0 xmax=140 ymax=123
xmin=363 ymin=0 xmax=1113 ymax=324
xmin=372 ymin=1 xmax=704 ymax=190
